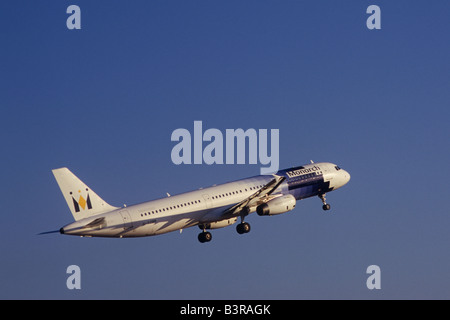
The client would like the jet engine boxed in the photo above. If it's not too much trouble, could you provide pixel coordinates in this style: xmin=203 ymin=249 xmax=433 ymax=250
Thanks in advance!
xmin=256 ymin=194 xmax=296 ymax=216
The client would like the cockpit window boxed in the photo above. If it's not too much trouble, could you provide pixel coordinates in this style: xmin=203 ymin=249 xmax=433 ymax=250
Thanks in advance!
xmin=335 ymin=166 xmax=341 ymax=171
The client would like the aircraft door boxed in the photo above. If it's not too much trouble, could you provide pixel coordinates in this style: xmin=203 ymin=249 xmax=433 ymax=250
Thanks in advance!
xmin=119 ymin=209 xmax=133 ymax=228
xmin=202 ymin=194 xmax=213 ymax=209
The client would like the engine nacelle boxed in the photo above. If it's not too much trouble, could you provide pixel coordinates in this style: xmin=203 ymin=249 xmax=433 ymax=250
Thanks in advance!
xmin=256 ymin=194 xmax=296 ymax=216
xmin=199 ymin=217 xmax=238 ymax=230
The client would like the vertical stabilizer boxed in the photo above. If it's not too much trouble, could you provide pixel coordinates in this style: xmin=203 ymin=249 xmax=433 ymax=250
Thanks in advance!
xmin=52 ymin=168 xmax=119 ymax=221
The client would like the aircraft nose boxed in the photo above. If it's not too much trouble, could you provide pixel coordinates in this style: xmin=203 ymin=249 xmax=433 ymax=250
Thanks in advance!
xmin=342 ymin=170 xmax=351 ymax=184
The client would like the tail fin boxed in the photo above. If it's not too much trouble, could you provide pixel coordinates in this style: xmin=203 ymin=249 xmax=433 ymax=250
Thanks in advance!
xmin=52 ymin=167 xmax=119 ymax=221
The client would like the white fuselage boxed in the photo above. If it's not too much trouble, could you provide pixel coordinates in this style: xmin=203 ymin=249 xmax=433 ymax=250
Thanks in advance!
xmin=60 ymin=162 xmax=350 ymax=238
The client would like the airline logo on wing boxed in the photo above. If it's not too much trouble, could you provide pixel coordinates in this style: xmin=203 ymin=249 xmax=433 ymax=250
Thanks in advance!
xmin=70 ymin=189 xmax=92 ymax=212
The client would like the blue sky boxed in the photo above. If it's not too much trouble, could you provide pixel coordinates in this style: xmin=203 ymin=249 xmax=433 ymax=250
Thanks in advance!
xmin=0 ymin=1 xmax=449 ymax=299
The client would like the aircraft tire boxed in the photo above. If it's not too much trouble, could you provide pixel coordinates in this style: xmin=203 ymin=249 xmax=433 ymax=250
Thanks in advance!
xmin=236 ymin=222 xmax=251 ymax=234
xmin=198 ymin=231 xmax=212 ymax=243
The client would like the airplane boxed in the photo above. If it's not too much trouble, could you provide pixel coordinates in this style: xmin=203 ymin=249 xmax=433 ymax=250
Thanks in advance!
xmin=47 ymin=162 xmax=350 ymax=243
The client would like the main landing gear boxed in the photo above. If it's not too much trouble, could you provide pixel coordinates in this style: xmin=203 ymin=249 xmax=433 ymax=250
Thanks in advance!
xmin=319 ymin=193 xmax=331 ymax=211
xmin=236 ymin=222 xmax=251 ymax=234
xmin=236 ymin=209 xmax=251 ymax=235
xmin=198 ymin=222 xmax=251 ymax=243
xmin=198 ymin=214 xmax=252 ymax=243
xmin=198 ymin=231 xmax=212 ymax=243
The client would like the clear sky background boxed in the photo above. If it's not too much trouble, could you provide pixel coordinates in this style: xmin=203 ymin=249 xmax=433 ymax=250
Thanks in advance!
xmin=0 ymin=1 xmax=449 ymax=299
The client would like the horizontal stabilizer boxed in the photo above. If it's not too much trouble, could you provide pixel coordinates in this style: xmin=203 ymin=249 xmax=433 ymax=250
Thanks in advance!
xmin=38 ymin=229 xmax=61 ymax=235
xmin=81 ymin=217 xmax=106 ymax=229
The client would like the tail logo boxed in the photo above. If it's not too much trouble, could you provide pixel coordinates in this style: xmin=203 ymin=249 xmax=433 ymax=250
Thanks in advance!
xmin=70 ymin=189 xmax=92 ymax=213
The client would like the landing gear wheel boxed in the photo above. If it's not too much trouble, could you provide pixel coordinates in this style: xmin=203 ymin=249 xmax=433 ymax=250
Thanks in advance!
xmin=198 ymin=231 xmax=212 ymax=243
xmin=236 ymin=222 xmax=251 ymax=234
xmin=322 ymin=204 xmax=331 ymax=211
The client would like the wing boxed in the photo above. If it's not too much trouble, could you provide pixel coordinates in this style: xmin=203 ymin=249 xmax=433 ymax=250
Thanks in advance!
xmin=223 ymin=174 xmax=286 ymax=217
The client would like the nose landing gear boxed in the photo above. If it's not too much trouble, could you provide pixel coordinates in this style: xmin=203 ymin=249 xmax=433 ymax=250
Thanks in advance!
xmin=319 ymin=194 xmax=331 ymax=211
